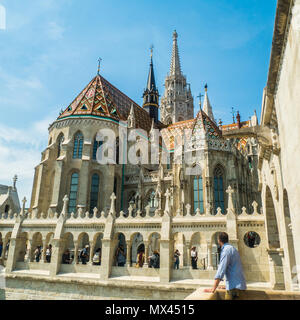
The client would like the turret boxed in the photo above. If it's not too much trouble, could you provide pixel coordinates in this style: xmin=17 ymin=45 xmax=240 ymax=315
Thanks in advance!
xmin=142 ymin=46 xmax=159 ymax=123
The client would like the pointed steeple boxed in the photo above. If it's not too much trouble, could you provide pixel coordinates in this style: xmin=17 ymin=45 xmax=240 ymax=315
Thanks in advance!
xmin=202 ymin=84 xmax=215 ymax=123
xmin=170 ymin=30 xmax=182 ymax=76
xmin=127 ymin=103 xmax=136 ymax=128
xmin=143 ymin=46 xmax=159 ymax=123
xmin=147 ymin=46 xmax=156 ymax=91
xmin=160 ymin=31 xmax=194 ymax=124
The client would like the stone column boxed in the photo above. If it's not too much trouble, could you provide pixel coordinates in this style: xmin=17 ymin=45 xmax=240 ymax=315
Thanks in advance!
xmin=73 ymin=241 xmax=79 ymax=264
xmin=49 ymin=238 xmax=65 ymax=277
xmin=25 ymin=240 xmax=33 ymax=262
xmin=41 ymin=240 xmax=47 ymax=263
xmin=126 ymin=241 xmax=131 ymax=267
xmin=89 ymin=240 xmax=95 ymax=265
xmin=185 ymin=241 xmax=191 ymax=267
xmin=206 ymin=241 xmax=213 ymax=270
xmin=268 ymin=250 xmax=285 ymax=290
xmin=101 ymin=238 xmax=113 ymax=280
xmin=160 ymin=239 xmax=171 ymax=283
xmin=144 ymin=241 xmax=149 ymax=267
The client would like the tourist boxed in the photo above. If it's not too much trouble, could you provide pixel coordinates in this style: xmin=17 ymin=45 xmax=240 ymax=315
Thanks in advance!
xmin=92 ymin=248 xmax=101 ymax=265
xmin=62 ymin=249 xmax=72 ymax=264
xmin=174 ymin=249 xmax=180 ymax=270
xmin=149 ymin=251 xmax=160 ymax=268
xmin=136 ymin=250 xmax=145 ymax=268
xmin=34 ymin=246 xmax=41 ymax=262
xmin=247 ymin=232 xmax=256 ymax=248
xmin=191 ymin=246 xmax=198 ymax=269
xmin=80 ymin=245 xmax=89 ymax=265
xmin=115 ymin=245 xmax=126 ymax=267
xmin=45 ymin=244 xmax=52 ymax=263
xmin=210 ymin=232 xmax=247 ymax=300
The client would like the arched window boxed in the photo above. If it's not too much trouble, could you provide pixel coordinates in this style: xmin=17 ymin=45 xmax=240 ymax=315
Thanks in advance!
xmin=214 ymin=167 xmax=225 ymax=213
xmin=193 ymin=176 xmax=204 ymax=213
xmin=89 ymin=174 xmax=100 ymax=212
xmin=147 ymin=190 xmax=156 ymax=208
xmin=73 ymin=132 xmax=84 ymax=159
xmin=4 ymin=205 xmax=9 ymax=213
xmin=57 ymin=134 xmax=64 ymax=158
xmin=68 ymin=173 xmax=79 ymax=213
xmin=92 ymin=137 xmax=103 ymax=160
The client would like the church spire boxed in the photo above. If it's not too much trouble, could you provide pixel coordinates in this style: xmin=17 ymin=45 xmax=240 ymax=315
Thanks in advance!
xmin=143 ymin=46 xmax=159 ymax=123
xmin=170 ymin=30 xmax=182 ymax=76
xmin=202 ymin=84 xmax=215 ymax=123
xmin=147 ymin=45 xmax=156 ymax=91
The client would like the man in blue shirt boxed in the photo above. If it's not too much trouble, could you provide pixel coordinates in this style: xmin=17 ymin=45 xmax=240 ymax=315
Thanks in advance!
xmin=211 ymin=232 xmax=247 ymax=300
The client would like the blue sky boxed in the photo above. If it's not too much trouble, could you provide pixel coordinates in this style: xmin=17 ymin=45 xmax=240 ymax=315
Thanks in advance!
xmin=0 ymin=0 xmax=277 ymax=203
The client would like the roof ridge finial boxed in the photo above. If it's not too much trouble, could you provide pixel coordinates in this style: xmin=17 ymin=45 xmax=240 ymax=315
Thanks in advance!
xmin=13 ymin=174 xmax=18 ymax=190
xmin=97 ymin=57 xmax=102 ymax=75
xmin=150 ymin=44 xmax=154 ymax=60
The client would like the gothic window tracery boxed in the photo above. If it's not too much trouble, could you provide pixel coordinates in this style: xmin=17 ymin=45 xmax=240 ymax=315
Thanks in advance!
xmin=73 ymin=132 xmax=84 ymax=159
xmin=92 ymin=136 xmax=103 ymax=160
xmin=147 ymin=190 xmax=156 ymax=208
xmin=68 ymin=172 xmax=79 ymax=213
xmin=89 ymin=174 xmax=100 ymax=213
xmin=214 ymin=166 xmax=225 ymax=214
xmin=193 ymin=176 xmax=204 ymax=214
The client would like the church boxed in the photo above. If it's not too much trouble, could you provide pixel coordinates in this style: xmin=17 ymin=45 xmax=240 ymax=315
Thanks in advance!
xmin=1 ymin=0 xmax=299 ymax=300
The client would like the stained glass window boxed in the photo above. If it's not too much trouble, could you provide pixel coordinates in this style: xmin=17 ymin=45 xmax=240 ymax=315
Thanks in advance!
xmin=68 ymin=173 xmax=79 ymax=213
xmin=89 ymin=174 xmax=100 ymax=213
xmin=73 ymin=132 xmax=84 ymax=159
xmin=193 ymin=176 xmax=204 ymax=213
xmin=214 ymin=167 xmax=225 ymax=214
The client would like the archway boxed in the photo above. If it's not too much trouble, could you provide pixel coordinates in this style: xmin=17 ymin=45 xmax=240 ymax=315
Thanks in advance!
xmin=131 ymin=233 xmax=144 ymax=263
xmin=2 ymin=232 xmax=11 ymax=260
xmin=18 ymin=232 xmax=29 ymax=262
xmin=62 ymin=233 xmax=74 ymax=264
xmin=211 ymin=232 xmax=223 ymax=269
xmin=113 ymin=233 xmax=126 ymax=266
xmin=31 ymin=232 xmax=43 ymax=262
xmin=173 ymin=232 xmax=185 ymax=267
xmin=77 ymin=233 xmax=90 ymax=264
xmin=91 ymin=233 xmax=103 ymax=265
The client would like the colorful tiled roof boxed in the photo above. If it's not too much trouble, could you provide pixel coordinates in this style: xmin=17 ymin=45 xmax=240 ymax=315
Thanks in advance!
xmin=161 ymin=110 xmax=223 ymax=150
xmin=58 ymin=74 xmax=154 ymax=132
xmin=221 ymin=120 xmax=250 ymax=132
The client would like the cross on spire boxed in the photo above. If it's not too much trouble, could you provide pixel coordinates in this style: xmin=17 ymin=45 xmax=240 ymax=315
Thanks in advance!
xmin=197 ymin=92 xmax=204 ymax=109
xmin=97 ymin=57 xmax=102 ymax=75
xmin=150 ymin=44 xmax=154 ymax=59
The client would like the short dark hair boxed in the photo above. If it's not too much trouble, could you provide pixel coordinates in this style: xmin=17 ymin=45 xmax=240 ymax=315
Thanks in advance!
xmin=218 ymin=232 xmax=229 ymax=244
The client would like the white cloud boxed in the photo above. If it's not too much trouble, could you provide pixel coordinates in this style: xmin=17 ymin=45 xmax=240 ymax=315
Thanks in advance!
xmin=0 ymin=117 xmax=52 ymax=201
xmin=47 ymin=21 xmax=64 ymax=40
